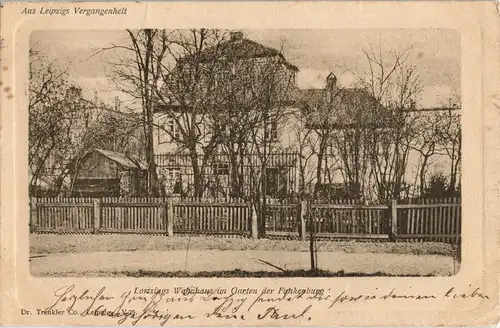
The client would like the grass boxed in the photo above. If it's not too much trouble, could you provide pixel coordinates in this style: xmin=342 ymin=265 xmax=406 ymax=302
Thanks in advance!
xmin=30 ymin=233 xmax=458 ymax=257
xmin=35 ymin=269 xmax=437 ymax=278
xmin=124 ymin=269 xmax=436 ymax=278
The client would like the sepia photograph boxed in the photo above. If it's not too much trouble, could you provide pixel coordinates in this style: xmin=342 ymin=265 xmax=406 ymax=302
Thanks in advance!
xmin=2 ymin=1 xmax=499 ymax=326
xmin=28 ymin=28 xmax=462 ymax=278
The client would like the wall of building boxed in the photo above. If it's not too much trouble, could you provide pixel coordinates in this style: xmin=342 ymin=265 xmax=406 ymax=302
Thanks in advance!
xmin=76 ymin=151 xmax=121 ymax=179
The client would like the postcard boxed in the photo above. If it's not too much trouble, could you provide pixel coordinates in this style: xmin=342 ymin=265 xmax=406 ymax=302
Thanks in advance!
xmin=1 ymin=1 xmax=499 ymax=326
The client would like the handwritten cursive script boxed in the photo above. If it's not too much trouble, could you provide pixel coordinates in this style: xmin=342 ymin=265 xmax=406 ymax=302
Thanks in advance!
xmin=39 ymin=284 xmax=490 ymax=325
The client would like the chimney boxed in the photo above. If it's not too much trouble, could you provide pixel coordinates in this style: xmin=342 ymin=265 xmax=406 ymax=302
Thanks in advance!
xmin=94 ymin=91 xmax=99 ymax=105
xmin=326 ymin=72 xmax=337 ymax=91
xmin=230 ymin=31 xmax=243 ymax=42
xmin=326 ymin=72 xmax=337 ymax=102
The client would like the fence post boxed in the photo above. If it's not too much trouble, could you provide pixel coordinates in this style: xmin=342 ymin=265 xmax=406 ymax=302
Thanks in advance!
xmin=299 ymin=200 xmax=307 ymax=241
xmin=390 ymin=199 xmax=398 ymax=241
xmin=30 ymin=197 xmax=38 ymax=233
xmin=166 ymin=198 xmax=174 ymax=237
xmin=93 ymin=198 xmax=101 ymax=234
xmin=251 ymin=204 xmax=258 ymax=239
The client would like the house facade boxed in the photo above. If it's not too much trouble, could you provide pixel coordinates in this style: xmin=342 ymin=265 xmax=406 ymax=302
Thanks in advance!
xmin=296 ymin=73 xmax=459 ymax=201
xmin=152 ymin=31 xmax=301 ymax=198
xmin=148 ymin=31 xmax=459 ymax=201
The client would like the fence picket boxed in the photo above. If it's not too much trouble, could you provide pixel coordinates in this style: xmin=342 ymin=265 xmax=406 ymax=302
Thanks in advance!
xmin=451 ymin=197 xmax=456 ymax=243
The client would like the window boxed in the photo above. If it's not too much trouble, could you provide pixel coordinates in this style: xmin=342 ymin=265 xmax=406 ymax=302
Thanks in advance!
xmin=265 ymin=121 xmax=278 ymax=142
xmin=158 ymin=119 xmax=168 ymax=144
xmin=169 ymin=118 xmax=181 ymax=140
xmin=214 ymin=63 xmax=234 ymax=88
xmin=166 ymin=167 xmax=182 ymax=194
xmin=215 ymin=122 xmax=229 ymax=137
xmin=212 ymin=163 xmax=229 ymax=176
xmin=265 ymin=167 xmax=288 ymax=197
xmin=159 ymin=117 xmax=180 ymax=144
xmin=166 ymin=167 xmax=180 ymax=180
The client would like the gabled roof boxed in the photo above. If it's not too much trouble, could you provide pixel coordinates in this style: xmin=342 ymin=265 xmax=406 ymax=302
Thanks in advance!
xmin=300 ymin=87 xmax=377 ymax=107
xmin=156 ymin=34 xmax=298 ymax=113
xmin=326 ymin=72 xmax=337 ymax=80
xmin=299 ymin=87 xmax=394 ymax=129
xmin=94 ymin=149 xmax=148 ymax=170
xmin=180 ymin=37 xmax=299 ymax=72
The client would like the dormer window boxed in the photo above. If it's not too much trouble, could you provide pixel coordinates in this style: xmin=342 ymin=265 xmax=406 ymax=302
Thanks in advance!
xmin=230 ymin=31 xmax=244 ymax=42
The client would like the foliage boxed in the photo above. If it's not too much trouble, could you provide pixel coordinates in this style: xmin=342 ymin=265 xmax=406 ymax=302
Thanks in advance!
xmin=424 ymin=171 xmax=448 ymax=198
xmin=424 ymin=171 xmax=460 ymax=198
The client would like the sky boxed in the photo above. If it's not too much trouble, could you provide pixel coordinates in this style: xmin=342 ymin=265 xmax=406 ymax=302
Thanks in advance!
xmin=31 ymin=29 xmax=460 ymax=109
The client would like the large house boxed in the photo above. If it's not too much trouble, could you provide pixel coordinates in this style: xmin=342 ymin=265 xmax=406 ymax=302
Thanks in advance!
xmin=296 ymin=72 xmax=394 ymax=198
xmin=153 ymin=31 xmax=301 ymax=198
xmin=296 ymin=73 xmax=459 ymax=200
xmin=150 ymin=31 xmax=401 ymax=200
xmin=148 ymin=31 xmax=459 ymax=201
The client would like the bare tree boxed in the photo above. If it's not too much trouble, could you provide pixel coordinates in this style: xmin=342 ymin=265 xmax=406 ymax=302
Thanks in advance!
xmin=100 ymin=29 xmax=171 ymax=196
xmin=328 ymin=89 xmax=382 ymax=201
xmin=290 ymin=110 xmax=316 ymax=196
xmin=353 ymin=43 xmax=423 ymax=201
xmin=210 ymin=43 xmax=298 ymax=198
xmin=29 ymin=46 xmax=98 ymax=196
xmin=204 ymin=37 xmax=298 ymax=234
xmin=102 ymin=29 xmax=298 ymax=202
xmin=153 ymin=29 xmax=227 ymax=198
xmin=408 ymin=112 xmax=447 ymax=196
xmin=435 ymin=108 xmax=461 ymax=195
xmin=29 ymin=46 xmax=68 ymax=193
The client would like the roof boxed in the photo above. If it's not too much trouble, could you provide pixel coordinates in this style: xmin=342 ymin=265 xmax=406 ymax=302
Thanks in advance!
xmin=94 ymin=149 xmax=148 ymax=170
xmin=300 ymin=87 xmax=376 ymax=106
xmin=156 ymin=34 xmax=298 ymax=113
xmin=180 ymin=37 xmax=299 ymax=72
xmin=299 ymin=87 xmax=394 ymax=129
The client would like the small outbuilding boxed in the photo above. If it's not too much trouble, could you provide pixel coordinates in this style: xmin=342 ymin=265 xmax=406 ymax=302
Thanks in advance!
xmin=71 ymin=148 xmax=148 ymax=197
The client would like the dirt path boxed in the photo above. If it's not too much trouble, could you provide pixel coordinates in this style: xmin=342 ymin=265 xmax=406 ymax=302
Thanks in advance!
xmin=30 ymin=250 xmax=458 ymax=276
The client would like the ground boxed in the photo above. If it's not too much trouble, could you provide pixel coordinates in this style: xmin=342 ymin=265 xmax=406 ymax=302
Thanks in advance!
xmin=30 ymin=234 xmax=461 ymax=277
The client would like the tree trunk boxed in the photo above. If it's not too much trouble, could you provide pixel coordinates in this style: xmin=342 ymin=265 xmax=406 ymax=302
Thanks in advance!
xmin=419 ymin=155 xmax=429 ymax=196
xmin=189 ymin=148 xmax=203 ymax=199
xmin=145 ymin=106 xmax=160 ymax=196
xmin=315 ymin=140 xmax=326 ymax=194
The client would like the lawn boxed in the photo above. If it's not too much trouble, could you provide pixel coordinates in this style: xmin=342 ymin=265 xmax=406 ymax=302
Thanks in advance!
xmin=30 ymin=235 xmax=461 ymax=277
xmin=38 ymin=269 xmax=438 ymax=278
xmin=30 ymin=233 xmax=459 ymax=256
xmin=30 ymin=249 xmax=460 ymax=277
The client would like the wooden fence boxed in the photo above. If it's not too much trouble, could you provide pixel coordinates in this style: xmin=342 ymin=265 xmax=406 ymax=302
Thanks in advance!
xmin=394 ymin=197 xmax=461 ymax=243
xmin=172 ymin=202 xmax=251 ymax=235
xmin=310 ymin=201 xmax=389 ymax=239
xmin=30 ymin=197 xmax=461 ymax=243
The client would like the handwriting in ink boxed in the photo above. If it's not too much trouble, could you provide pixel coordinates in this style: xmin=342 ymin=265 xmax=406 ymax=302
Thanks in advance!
xmin=206 ymin=298 xmax=246 ymax=320
xmin=444 ymin=287 xmax=489 ymax=299
xmin=45 ymin=285 xmax=114 ymax=312
xmin=257 ymin=305 xmax=312 ymax=320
